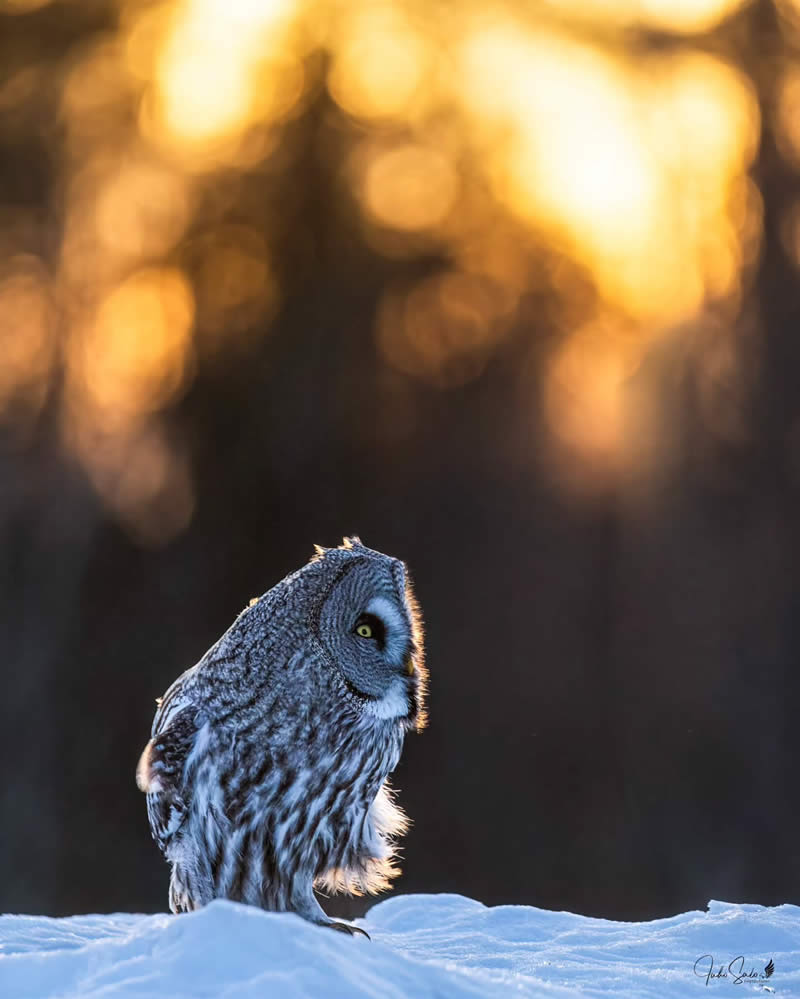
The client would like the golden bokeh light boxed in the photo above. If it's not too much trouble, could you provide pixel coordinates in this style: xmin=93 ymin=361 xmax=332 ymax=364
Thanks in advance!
xmin=458 ymin=22 xmax=758 ymax=325
xmin=776 ymin=63 xmax=800 ymax=168
xmin=124 ymin=2 xmax=172 ymax=84
xmin=776 ymin=0 xmax=800 ymax=40
xmin=70 ymin=267 xmax=195 ymax=424
xmin=61 ymin=264 xmax=197 ymax=543
xmin=327 ymin=5 xmax=433 ymax=121
xmin=96 ymin=426 xmax=195 ymax=547
xmin=459 ymin=26 xmax=661 ymax=315
xmin=1 ymin=0 xmax=53 ymax=12
xmin=0 ymin=0 xmax=774 ymax=522
xmin=361 ymin=144 xmax=459 ymax=233
xmin=377 ymin=270 xmax=515 ymax=387
xmin=146 ymin=0 xmax=303 ymax=166
xmin=67 ymin=417 xmax=196 ymax=547
xmin=543 ymin=0 xmax=748 ymax=34
xmin=779 ymin=197 xmax=800 ymax=269
xmin=184 ymin=225 xmax=278 ymax=348
xmin=0 ymin=256 xmax=56 ymax=422
xmin=60 ymin=38 xmax=133 ymax=148
xmin=639 ymin=0 xmax=747 ymax=32
xmin=93 ymin=159 xmax=192 ymax=261
xmin=0 ymin=64 xmax=45 ymax=116
xmin=690 ymin=317 xmax=754 ymax=447
xmin=543 ymin=319 xmax=639 ymax=481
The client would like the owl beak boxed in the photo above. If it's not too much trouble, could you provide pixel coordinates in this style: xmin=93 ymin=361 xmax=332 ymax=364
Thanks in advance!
xmin=405 ymin=656 xmax=416 ymax=677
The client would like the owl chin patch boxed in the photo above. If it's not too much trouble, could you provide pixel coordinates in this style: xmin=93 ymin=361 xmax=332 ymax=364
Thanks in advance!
xmin=363 ymin=679 xmax=411 ymax=720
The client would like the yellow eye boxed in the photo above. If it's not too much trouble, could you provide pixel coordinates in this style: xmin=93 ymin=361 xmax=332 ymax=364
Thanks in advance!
xmin=356 ymin=623 xmax=373 ymax=639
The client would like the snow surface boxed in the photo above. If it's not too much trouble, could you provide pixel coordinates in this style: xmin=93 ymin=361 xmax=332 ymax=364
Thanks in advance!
xmin=1 ymin=894 xmax=798 ymax=998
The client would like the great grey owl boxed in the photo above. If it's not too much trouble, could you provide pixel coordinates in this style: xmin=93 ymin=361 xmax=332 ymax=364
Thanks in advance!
xmin=136 ymin=537 xmax=426 ymax=935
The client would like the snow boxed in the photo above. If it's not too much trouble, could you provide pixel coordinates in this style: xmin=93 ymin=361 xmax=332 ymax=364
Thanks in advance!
xmin=1 ymin=894 xmax=798 ymax=998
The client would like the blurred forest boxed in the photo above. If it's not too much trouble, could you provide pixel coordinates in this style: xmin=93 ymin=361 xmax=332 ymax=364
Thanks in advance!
xmin=2 ymin=0 xmax=800 ymax=922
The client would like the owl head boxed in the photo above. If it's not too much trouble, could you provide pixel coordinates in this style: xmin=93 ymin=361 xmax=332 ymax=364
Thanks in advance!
xmin=308 ymin=537 xmax=426 ymax=730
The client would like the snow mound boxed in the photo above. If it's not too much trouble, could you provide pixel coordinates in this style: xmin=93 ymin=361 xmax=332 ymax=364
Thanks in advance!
xmin=1 ymin=894 xmax=798 ymax=998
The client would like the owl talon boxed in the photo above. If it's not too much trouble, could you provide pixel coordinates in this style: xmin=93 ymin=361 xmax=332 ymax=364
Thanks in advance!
xmin=328 ymin=920 xmax=371 ymax=940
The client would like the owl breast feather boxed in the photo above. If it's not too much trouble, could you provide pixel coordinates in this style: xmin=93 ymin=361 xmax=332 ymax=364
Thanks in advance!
xmin=141 ymin=682 xmax=408 ymax=911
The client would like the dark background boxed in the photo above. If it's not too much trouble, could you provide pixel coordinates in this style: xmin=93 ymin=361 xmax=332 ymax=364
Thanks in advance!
xmin=2 ymin=0 xmax=800 ymax=922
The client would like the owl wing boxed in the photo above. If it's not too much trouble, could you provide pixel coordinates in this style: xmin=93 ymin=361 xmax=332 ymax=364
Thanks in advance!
xmin=137 ymin=704 xmax=198 ymax=855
